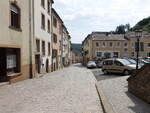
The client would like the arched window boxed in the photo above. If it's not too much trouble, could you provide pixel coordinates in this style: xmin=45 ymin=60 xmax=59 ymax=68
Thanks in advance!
xmin=10 ymin=3 xmax=20 ymax=28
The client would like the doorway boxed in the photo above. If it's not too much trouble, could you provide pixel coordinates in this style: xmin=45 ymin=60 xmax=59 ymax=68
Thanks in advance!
xmin=35 ymin=55 xmax=40 ymax=73
xmin=46 ymin=59 xmax=49 ymax=73
xmin=0 ymin=48 xmax=7 ymax=82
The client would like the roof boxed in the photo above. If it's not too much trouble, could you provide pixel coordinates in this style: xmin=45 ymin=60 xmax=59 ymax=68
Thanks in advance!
xmin=52 ymin=8 xmax=63 ymax=23
xmin=92 ymin=34 xmax=127 ymax=41
xmin=126 ymin=31 xmax=150 ymax=38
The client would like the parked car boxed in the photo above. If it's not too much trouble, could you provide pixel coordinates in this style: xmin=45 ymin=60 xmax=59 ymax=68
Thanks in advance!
xmin=87 ymin=61 xmax=97 ymax=68
xmin=129 ymin=58 xmax=149 ymax=67
xmin=143 ymin=57 xmax=150 ymax=62
xmin=126 ymin=58 xmax=144 ymax=67
xmin=96 ymin=60 xmax=103 ymax=68
xmin=102 ymin=58 xmax=138 ymax=75
xmin=139 ymin=58 xmax=150 ymax=64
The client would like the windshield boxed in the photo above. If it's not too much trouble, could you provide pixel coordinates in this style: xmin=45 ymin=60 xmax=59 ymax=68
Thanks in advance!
xmin=117 ymin=59 xmax=131 ymax=65
xmin=128 ymin=59 xmax=136 ymax=64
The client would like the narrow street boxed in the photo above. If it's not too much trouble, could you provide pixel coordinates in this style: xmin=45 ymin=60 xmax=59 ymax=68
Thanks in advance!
xmin=0 ymin=64 xmax=103 ymax=113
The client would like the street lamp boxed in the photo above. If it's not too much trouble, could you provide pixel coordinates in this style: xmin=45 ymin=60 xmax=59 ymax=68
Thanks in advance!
xmin=135 ymin=30 xmax=142 ymax=70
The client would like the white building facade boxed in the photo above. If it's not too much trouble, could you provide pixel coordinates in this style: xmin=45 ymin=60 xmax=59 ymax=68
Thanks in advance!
xmin=34 ymin=0 xmax=53 ymax=74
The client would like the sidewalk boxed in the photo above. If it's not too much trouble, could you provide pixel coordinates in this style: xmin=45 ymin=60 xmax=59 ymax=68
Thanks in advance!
xmin=0 ymin=64 xmax=103 ymax=113
xmin=96 ymin=76 xmax=150 ymax=113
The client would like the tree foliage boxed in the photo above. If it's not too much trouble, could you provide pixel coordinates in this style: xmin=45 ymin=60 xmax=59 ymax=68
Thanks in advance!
xmin=115 ymin=23 xmax=130 ymax=34
xmin=132 ymin=16 xmax=150 ymax=32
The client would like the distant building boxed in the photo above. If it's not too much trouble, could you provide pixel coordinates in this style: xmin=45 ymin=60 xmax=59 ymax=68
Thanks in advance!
xmin=82 ymin=31 xmax=150 ymax=65
xmin=51 ymin=8 xmax=63 ymax=71
xmin=71 ymin=44 xmax=83 ymax=64
xmin=62 ymin=25 xmax=71 ymax=67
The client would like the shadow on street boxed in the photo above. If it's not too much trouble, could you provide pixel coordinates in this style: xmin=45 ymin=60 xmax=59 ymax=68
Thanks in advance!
xmin=125 ymin=91 xmax=150 ymax=113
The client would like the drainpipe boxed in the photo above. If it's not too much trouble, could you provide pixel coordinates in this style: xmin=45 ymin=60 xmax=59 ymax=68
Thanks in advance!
xmin=51 ymin=7 xmax=53 ymax=71
xmin=29 ymin=0 xmax=34 ymax=78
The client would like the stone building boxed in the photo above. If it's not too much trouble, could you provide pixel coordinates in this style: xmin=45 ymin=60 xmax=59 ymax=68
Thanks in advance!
xmin=51 ymin=8 xmax=63 ymax=71
xmin=62 ymin=25 xmax=71 ymax=67
xmin=0 ymin=0 xmax=32 ymax=83
xmin=127 ymin=64 xmax=150 ymax=103
xmin=0 ymin=0 xmax=71 ymax=83
xmin=82 ymin=32 xmax=150 ymax=65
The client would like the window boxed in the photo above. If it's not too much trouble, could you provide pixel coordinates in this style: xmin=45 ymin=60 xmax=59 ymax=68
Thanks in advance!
xmin=53 ymin=16 xmax=57 ymax=27
xmin=41 ymin=13 xmax=45 ymax=30
xmin=131 ymin=42 xmax=134 ymax=48
xmin=102 ymin=42 xmax=106 ymax=47
xmin=135 ymin=42 xmax=139 ymax=52
xmin=36 ymin=39 xmax=40 ymax=52
xmin=41 ymin=0 xmax=45 ymax=8
xmin=140 ymin=42 xmax=144 ymax=51
xmin=7 ymin=55 xmax=16 ymax=73
xmin=124 ymin=42 xmax=128 ymax=47
xmin=48 ymin=42 xmax=50 ymax=56
xmin=147 ymin=43 xmax=150 ymax=48
xmin=42 ymin=41 xmax=45 ymax=56
xmin=135 ymin=42 xmax=144 ymax=52
xmin=6 ymin=48 xmax=20 ymax=74
xmin=117 ymin=42 xmax=120 ymax=47
xmin=53 ymin=33 xmax=57 ymax=43
xmin=96 ymin=42 xmax=99 ymax=47
xmin=114 ymin=61 xmax=122 ymax=66
xmin=113 ymin=52 xmax=119 ymax=58
xmin=10 ymin=3 xmax=20 ymax=29
xmin=47 ymin=19 xmax=50 ymax=33
xmin=96 ymin=52 xmax=102 ymax=57
xmin=103 ymin=60 xmax=113 ymax=65
xmin=59 ymin=24 xmax=62 ymax=34
xmin=47 ymin=0 xmax=50 ymax=13
xmin=131 ymin=52 xmax=134 ymax=57
xmin=52 ymin=49 xmax=57 ymax=58
xmin=109 ymin=42 xmax=113 ymax=47
xmin=147 ymin=53 xmax=150 ymax=57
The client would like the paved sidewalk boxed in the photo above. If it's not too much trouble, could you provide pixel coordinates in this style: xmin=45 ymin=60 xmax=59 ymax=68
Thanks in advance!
xmin=96 ymin=76 xmax=150 ymax=113
xmin=0 ymin=64 xmax=103 ymax=113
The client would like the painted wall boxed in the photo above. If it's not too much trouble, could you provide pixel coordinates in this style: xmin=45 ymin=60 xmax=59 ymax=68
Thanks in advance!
xmin=34 ymin=0 xmax=52 ymax=72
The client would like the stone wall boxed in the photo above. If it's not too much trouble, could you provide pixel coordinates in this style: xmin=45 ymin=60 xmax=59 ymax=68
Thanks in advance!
xmin=127 ymin=64 xmax=150 ymax=104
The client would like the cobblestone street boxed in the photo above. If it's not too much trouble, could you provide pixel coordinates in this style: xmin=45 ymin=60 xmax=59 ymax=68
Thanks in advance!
xmin=93 ymin=68 xmax=150 ymax=113
xmin=0 ymin=64 xmax=103 ymax=113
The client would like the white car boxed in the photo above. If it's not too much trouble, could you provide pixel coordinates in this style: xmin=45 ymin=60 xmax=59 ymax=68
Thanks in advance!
xmin=87 ymin=61 xmax=97 ymax=68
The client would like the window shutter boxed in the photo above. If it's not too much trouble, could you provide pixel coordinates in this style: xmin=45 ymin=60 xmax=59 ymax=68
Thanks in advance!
xmin=140 ymin=42 xmax=144 ymax=51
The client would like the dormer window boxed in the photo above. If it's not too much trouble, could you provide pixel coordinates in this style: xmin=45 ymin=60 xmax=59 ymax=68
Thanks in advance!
xmin=10 ymin=3 xmax=20 ymax=29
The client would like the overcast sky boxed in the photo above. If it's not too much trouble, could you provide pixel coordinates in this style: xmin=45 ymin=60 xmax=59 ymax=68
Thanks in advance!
xmin=53 ymin=0 xmax=150 ymax=43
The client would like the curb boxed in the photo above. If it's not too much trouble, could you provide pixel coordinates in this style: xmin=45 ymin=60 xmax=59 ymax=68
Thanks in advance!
xmin=0 ymin=82 xmax=9 ymax=87
xmin=95 ymin=82 xmax=117 ymax=113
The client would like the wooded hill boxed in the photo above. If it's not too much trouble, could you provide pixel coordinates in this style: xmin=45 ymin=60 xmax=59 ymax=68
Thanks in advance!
xmin=132 ymin=16 xmax=150 ymax=32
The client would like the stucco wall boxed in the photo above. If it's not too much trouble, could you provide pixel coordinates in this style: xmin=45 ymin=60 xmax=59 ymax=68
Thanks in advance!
xmin=34 ymin=0 xmax=52 ymax=69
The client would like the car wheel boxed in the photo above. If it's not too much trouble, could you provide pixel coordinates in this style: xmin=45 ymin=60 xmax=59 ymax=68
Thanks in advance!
xmin=103 ymin=70 xmax=108 ymax=75
xmin=123 ymin=70 xmax=129 ymax=75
